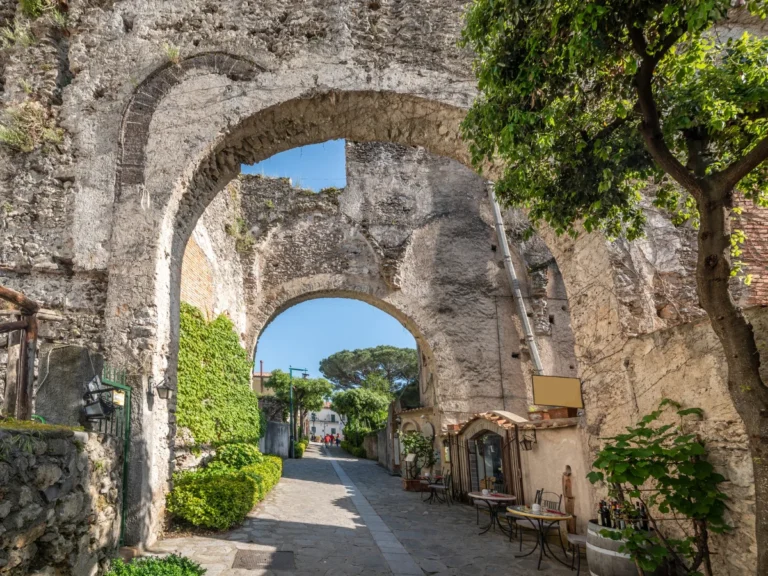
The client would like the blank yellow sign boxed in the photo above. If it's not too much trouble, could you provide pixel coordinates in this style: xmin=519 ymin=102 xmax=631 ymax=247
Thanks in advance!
xmin=532 ymin=375 xmax=583 ymax=408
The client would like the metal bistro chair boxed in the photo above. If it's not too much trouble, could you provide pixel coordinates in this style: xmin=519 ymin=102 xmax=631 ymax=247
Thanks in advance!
xmin=427 ymin=473 xmax=452 ymax=505
xmin=567 ymin=533 xmax=587 ymax=575
xmin=510 ymin=490 xmax=567 ymax=557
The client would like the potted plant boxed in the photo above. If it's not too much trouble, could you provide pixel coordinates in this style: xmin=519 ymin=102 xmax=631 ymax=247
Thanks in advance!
xmin=587 ymin=399 xmax=728 ymax=576
xmin=399 ymin=431 xmax=437 ymax=491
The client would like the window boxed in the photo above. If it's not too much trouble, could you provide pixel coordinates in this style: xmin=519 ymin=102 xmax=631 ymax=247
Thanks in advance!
xmin=331 ymin=414 xmax=336 ymax=422
xmin=331 ymin=428 xmax=336 ymax=434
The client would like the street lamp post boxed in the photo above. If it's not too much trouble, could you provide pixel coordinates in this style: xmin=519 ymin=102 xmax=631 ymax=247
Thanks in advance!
xmin=288 ymin=366 xmax=308 ymax=458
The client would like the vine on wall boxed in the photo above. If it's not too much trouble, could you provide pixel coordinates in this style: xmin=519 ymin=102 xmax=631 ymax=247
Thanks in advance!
xmin=177 ymin=303 xmax=264 ymax=444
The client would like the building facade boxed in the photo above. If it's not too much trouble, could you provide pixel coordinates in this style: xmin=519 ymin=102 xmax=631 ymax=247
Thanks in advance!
xmin=305 ymin=402 xmax=345 ymax=440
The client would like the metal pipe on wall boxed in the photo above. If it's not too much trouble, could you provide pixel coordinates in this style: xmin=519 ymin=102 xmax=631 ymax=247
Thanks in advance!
xmin=487 ymin=183 xmax=544 ymax=376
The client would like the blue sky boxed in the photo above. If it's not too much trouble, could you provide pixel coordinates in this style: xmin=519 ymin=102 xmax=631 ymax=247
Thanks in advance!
xmin=253 ymin=298 xmax=416 ymax=377
xmin=241 ymin=139 xmax=347 ymax=191
xmin=243 ymin=142 xmax=415 ymax=377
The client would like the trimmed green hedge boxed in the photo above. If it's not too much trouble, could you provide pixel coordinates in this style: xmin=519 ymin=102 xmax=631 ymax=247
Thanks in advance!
xmin=106 ymin=555 xmax=204 ymax=576
xmin=178 ymin=303 xmax=264 ymax=444
xmin=166 ymin=472 xmax=258 ymax=530
xmin=211 ymin=443 xmax=264 ymax=468
xmin=295 ymin=439 xmax=309 ymax=458
xmin=168 ymin=445 xmax=283 ymax=530
xmin=341 ymin=441 xmax=367 ymax=459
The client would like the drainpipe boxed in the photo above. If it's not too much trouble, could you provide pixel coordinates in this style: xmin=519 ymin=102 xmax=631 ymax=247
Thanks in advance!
xmin=487 ymin=183 xmax=544 ymax=376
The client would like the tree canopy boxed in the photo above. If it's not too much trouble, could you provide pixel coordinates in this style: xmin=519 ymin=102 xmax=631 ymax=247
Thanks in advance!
xmin=319 ymin=345 xmax=418 ymax=393
xmin=460 ymin=2 xmax=768 ymax=570
xmin=331 ymin=387 xmax=391 ymax=430
xmin=461 ymin=0 xmax=767 ymax=240
xmin=264 ymin=370 xmax=333 ymax=414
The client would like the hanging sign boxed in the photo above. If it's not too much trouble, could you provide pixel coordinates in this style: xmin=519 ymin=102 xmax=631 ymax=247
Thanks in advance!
xmin=532 ymin=375 xmax=583 ymax=408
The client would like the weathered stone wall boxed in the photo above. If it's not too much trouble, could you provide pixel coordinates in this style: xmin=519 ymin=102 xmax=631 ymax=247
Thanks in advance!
xmin=236 ymin=141 xmax=578 ymax=424
xmin=0 ymin=0 xmax=765 ymax=567
xmin=0 ymin=426 xmax=122 ymax=576
xmin=180 ymin=184 xmax=247 ymax=338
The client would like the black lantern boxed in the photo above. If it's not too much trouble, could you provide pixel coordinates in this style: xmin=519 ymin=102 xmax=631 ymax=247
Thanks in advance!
xmin=149 ymin=377 xmax=172 ymax=400
xmin=520 ymin=428 xmax=537 ymax=451
xmin=83 ymin=376 xmax=115 ymax=420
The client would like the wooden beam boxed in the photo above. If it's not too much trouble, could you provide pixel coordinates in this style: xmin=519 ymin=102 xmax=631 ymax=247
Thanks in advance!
xmin=0 ymin=285 xmax=40 ymax=313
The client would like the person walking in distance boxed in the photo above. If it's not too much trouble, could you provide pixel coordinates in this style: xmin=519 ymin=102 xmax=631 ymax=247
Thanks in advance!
xmin=335 ymin=433 xmax=340 ymax=447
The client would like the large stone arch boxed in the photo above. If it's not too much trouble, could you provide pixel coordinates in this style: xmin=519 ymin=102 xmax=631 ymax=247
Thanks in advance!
xmin=102 ymin=52 xmax=764 ymax=572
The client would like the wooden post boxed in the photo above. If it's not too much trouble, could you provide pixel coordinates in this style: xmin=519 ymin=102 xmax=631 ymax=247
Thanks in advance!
xmin=562 ymin=465 xmax=576 ymax=533
xmin=17 ymin=315 xmax=37 ymax=419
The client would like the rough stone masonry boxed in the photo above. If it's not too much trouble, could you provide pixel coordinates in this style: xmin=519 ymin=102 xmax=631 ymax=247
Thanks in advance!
xmin=0 ymin=1 xmax=767 ymax=573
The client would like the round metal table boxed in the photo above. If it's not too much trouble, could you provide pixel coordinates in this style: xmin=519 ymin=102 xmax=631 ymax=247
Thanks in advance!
xmin=506 ymin=505 xmax=573 ymax=570
xmin=468 ymin=492 xmax=516 ymax=535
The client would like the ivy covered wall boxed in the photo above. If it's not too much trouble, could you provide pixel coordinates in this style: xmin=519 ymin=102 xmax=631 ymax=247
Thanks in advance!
xmin=177 ymin=303 xmax=263 ymax=445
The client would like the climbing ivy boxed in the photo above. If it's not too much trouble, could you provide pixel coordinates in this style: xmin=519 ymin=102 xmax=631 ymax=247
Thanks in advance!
xmin=177 ymin=303 xmax=264 ymax=444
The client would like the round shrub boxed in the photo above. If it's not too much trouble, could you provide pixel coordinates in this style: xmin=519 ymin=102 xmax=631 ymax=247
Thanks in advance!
xmin=211 ymin=442 xmax=264 ymax=469
xmin=294 ymin=439 xmax=308 ymax=458
xmin=106 ymin=554 xmax=204 ymax=576
xmin=167 ymin=471 xmax=258 ymax=530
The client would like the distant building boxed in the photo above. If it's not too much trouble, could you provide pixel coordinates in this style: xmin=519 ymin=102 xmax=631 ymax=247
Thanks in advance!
xmin=304 ymin=402 xmax=344 ymax=439
xmin=252 ymin=360 xmax=274 ymax=396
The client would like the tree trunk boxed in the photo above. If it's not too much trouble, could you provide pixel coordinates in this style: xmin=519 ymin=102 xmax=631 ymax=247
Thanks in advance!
xmin=695 ymin=188 xmax=768 ymax=575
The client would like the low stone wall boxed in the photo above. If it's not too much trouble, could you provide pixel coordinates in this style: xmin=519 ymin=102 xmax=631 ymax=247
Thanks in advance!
xmin=363 ymin=435 xmax=379 ymax=461
xmin=0 ymin=427 xmax=123 ymax=576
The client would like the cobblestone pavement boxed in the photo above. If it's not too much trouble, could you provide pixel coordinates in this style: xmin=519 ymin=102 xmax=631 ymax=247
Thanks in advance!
xmin=153 ymin=443 xmax=578 ymax=575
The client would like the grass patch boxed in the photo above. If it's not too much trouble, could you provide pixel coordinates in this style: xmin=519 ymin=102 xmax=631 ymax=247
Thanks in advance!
xmin=0 ymin=101 xmax=64 ymax=153
xmin=0 ymin=417 xmax=81 ymax=432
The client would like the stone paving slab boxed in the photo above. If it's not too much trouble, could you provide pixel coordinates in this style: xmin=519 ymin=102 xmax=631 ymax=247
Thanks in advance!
xmin=153 ymin=443 xmax=581 ymax=575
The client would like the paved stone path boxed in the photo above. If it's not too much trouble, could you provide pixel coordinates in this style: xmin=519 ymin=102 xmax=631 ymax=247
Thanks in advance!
xmin=154 ymin=443 xmax=578 ymax=575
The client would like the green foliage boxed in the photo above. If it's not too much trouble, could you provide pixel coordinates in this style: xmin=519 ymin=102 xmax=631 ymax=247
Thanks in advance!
xmin=398 ymin=431 xmax=436 ymax=470
xmin=239 ymin=455 xmax=283 ymax=500
xmin=264 ymin=370 xmax=333 ymax=416
xmin=167 ymin=472 xmax=258 ymax=530
xmin=224 ymin=217 xmax=255 ymax=253
xmin=294 ymin=439 xmax=308 ymax=458
xmin=0 ymin=101 xmax=63 ymax=152
xmin=331 ymin=388 xmax=390 ymax=432
xmin=163 ymin=42 xmax=181 ymax=64
xmin=460 ymin=1 xmax=768 ymax=240
xmin=319 ymin=186 xmax=343 ymax=196
xmin=320 ymin=346 xmax=418 ymax=393
xmin=20 ymin=0 xmax=56 ymax=19
xmin=210 ymin=443 xmax=263 ymax=469
xmin=264 ymin=199 xmax=275 ymax=209
xmin=168 ymin=445 xmax=282 ymax=530
xmin=105 ymin=555 xmax=205 ymax=576
xmin=0 ymin=21 xmax=34 ymax=49
xmin=177 ymin=303 xmax=264 ymax=445
xmin=588 ymin=399 xmax=727 ymax=574
xmin=341 ymin=440 xmax=367 ymax=458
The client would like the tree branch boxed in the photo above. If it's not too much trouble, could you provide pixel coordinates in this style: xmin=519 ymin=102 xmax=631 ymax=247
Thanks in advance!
xmin=711 ymin=133 xmax=768 ymax=193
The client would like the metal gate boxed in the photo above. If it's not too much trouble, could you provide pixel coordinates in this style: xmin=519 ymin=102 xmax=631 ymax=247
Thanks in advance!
xmin=84 ymin=365 xmax=132 ymax=545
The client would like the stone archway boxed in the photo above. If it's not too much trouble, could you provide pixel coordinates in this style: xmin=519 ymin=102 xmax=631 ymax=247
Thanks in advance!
xmin=103 ymin=54 xmax=764 ymax=568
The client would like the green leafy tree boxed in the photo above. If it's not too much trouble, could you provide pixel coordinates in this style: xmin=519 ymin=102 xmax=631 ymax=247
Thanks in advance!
xmin=177 ymin=303 xmax=263 ymax=444
xmin=331 ymin=387 xmax=391 ymax=432
xmin=588 ymin=400 xmax=728 ymax=575
xmin=319 ymin=345 xmax=418 ymax=393
xmin=460 ymin=3 xmax=768 ymax=566
xmin=264 ymin=370 xmax=333 ymax=440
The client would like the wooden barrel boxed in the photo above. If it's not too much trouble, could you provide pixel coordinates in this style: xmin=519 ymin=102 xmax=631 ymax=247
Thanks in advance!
xmin=586 ymin=520 xmax=662 ymax=576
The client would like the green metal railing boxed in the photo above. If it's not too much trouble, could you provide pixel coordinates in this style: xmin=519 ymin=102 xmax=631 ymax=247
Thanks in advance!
xmin=93 ymin=365 xmax=132 ymax=545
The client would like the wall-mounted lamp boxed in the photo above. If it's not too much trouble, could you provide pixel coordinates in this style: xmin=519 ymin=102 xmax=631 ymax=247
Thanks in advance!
xmin=520 ymin=428 xmax=537 ymax=451
xmin=149 ymin=377 xmax=173 ymax=400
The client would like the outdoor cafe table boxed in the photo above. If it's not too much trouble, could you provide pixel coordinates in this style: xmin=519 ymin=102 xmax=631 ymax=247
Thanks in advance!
xmin=468 ymin=492 xmax=516 ymax=535
xmin=506 ymin=505 xmax=573 ymax=570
